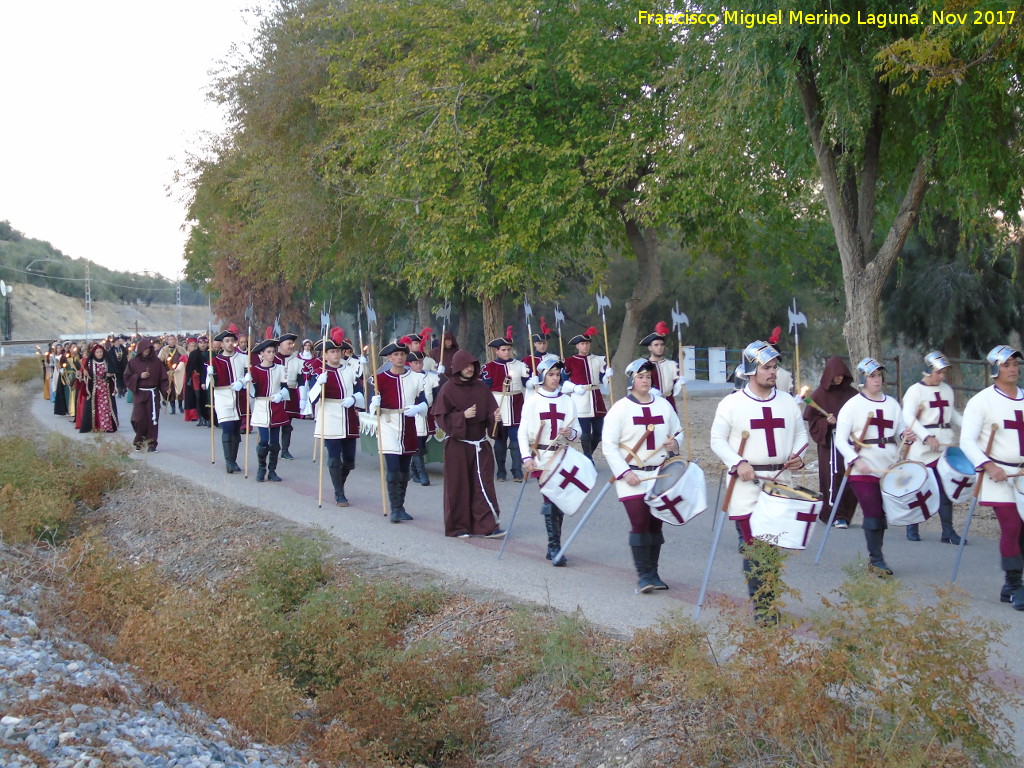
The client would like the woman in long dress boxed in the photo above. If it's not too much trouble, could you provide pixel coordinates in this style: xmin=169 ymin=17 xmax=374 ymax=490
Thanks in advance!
xmin=79 ymin=343 xmax=119 ymax=433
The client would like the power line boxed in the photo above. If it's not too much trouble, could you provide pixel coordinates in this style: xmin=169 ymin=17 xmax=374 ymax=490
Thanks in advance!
xmin=0 ymin=262 xmax=181 ymax=292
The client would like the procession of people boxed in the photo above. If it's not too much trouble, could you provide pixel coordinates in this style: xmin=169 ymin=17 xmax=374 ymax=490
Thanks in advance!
xmin=33 ymin=318 xmax=1024 ymax=623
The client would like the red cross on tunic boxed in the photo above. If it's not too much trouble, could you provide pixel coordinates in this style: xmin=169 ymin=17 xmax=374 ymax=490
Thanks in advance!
xmin=908 ymin=489 xmax=933 ymax=518
xmin=632 ymin=406 xmax=665 ymax=450
xmin=558 ymin=465 xmax=590 ymax=492
xmin=1004 ymin=410 xmax=1024 ymax=455
xmin=871 ymin=409 xmax=894 ymax=448
xmin=928 ymin=392 xmax=949 ymax=425
xmin=654 ymin=495 xmax=686 ymax=524
xmin=750 ymin=406 xmax=785 ymax=457
xmin=949 ymin=474 xmax=973 ymax=500
xmin=539 ymin=403 xmax=565 ymax=441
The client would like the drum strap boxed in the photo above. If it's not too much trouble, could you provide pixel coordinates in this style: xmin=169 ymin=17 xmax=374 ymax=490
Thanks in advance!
xmin=990 ymin=457 xmax=1024 ymax=468
xmin=924 ymin=422 xmax=951 ymax=429
xmin=628 ymin=464 xmax=661 ymax=472
xmin=749 ymin=463 xmax=784 ymax=472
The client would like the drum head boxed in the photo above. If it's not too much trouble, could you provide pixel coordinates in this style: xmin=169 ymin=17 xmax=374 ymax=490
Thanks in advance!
xmin=943 ymin=447 xmax=975 ymax=476
xmin=650 ymin=458 xmax=688 ymax=496
xmin=538 ymin=446 xmax=568 ymax=485
xmin=881 ymin=461 xmax=928 ymax=495
xmin=762 ymin=481 xmax=822 ymax=501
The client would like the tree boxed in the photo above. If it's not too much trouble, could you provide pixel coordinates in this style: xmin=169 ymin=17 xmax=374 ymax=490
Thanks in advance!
xmin=694 ymin=0 xmax=1024 ymax=361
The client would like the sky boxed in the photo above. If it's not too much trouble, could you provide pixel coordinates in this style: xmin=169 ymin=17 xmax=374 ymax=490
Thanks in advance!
xmin=0 ymin=1 xmax=266 ymax=279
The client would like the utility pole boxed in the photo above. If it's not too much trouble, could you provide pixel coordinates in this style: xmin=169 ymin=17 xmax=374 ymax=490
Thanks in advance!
xmin=176 ymin=279 xmax=183 ymax=334
xmin=85 ymin=264 xmax=93 ymax=341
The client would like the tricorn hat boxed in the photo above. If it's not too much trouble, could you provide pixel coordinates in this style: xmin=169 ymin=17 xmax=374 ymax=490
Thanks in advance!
xmin=639 ymin=321 xmax=670 ymax=347
xmin=488 ymin=326 xmax=515 ymax=349
xmin=569 ymin=326 xmax=597 ymax=346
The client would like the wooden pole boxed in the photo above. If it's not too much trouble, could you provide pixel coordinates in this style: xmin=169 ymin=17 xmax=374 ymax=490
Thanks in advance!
xmin=208 ymin=323 xmax=215 ymax=464
xmin=316 ymin=328 xmax=328 ymax=508
xmin=243 ymin=321 xmax=252 ymax=478
xmin=369 ymin=323 xmax=388 ymax=517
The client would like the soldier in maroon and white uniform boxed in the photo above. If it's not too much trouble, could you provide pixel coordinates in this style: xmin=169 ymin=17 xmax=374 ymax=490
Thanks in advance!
xmin=639 ymin=321 xmax=682 ymax=409
xmin=562 ymin=327 xmax=611 ymax=461
xmin=370 ymin=337 xmax=428 ymax=523
xmin=274 ymin=332 xmax=302 ymax=458
xmin=522 ymin=318 xmax=554 ymax=377
xmin=249 ymin=337 xmax=290 ymax=482
xmin=482 ymin=327 xmax=530 ymax=482
xmin=309 ymin=330 xmax=365 ymax=506
xmin=204 ymin=325 xmax=248 ymax=474
xmin=710 ymin=340 xmax=807 ymax=620
xmin=835 ymin=358 xmax=915 ymax=577
xmin=407 ymin=351 xmax=440 ymax=487
xmin=960 ymin=345 xmax=1024 ymax=611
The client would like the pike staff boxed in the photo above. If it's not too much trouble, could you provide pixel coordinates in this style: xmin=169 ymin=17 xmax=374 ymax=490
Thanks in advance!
xmin=243 ymin=303 xmax=253 ymax=478
xmin=315 ymin=325 xmax=330 ymax=508
xmin=208 ymin=320 xmax=215 ymax=464
xmin=436 ymin=299 xmax=451 ymax=372
xmin=671 ymin=302 xmax=691 ymax=459
xmin=367 ymin=298 xmax=389 ymax=517
xmin=523 ymin=296 xmax=535 ymax=375
xmin=788 ymin=298 xmax=807 ymax=395
xmin=595 ymin=287 xmax=614 ymax=401
xmin=554 ymin=303 xmax=565 ymax=361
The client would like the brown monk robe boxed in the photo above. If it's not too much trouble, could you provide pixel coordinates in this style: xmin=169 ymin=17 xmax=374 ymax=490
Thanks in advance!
xmin=803 ymin=356 xmax=858 ymax=525
xmin=431 ymin=348 xmax=505 ymax=538
xmin=125 ymin=337 xmax=170 ymax=452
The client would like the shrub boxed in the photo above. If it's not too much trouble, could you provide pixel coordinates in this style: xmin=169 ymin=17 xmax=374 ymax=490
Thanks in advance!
xmin=0 ymin=357 xmax=41 ymax=385
xmin=0 ymin=483 xmax=75 ymax=545
xmin=242 ymin=534 xmax=330 ymax=615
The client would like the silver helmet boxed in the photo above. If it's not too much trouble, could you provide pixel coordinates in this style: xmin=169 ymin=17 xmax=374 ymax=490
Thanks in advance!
xmin=625 ymin=357 xmax=655 ymax=389
xmin=535 ymin=354 xmax=564 ymax=378
xmin=923 ymin=351 xmax=950 ymax=375
xmin=986 ymin=345 xmax=1022 ymax=377
xmin=740 ymin=340 xmax=780 ymax=375
xmin=856 ymin=357 xmax=885 ymax=387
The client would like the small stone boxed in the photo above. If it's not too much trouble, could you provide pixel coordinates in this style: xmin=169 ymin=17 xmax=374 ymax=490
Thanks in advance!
xmin=1 ymin=715 xmax=23 ymax=726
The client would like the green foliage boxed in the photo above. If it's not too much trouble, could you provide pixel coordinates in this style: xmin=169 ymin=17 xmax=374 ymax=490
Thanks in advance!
xmin=241 ymin=533 xmax=330 ymax=615
xmin=0 ymin=357 xmax=40 ymax=385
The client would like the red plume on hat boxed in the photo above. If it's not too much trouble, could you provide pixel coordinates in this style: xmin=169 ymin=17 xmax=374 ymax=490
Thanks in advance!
xmin=331 ymin=327 xmax=345 ymax=345
xmin=505 ymin=325 xmax=514 ymax=342
xmin=584 ymin=326 xmax=597 ymax=338
xmin=540 ymin=317 xmax=551 ymax=335
xmin=769 ymin=326 xmax=782 ymax=345
xmin=399 ymin=335 xmax=412 ymax=347
xmin=227 ymin=323 xmax=239 ymax=334
xmin=419 ymin=326 xmax=433 ymax=343
xmin=654 ymin=321 xmax=670 ymax=336
xmin=265 ymin=326 xmax=274 ymax=340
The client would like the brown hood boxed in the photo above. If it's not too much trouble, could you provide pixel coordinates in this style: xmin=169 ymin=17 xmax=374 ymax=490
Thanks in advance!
xmin=819 ymin=356 xmax=853 ymax=391
xmin=135 ymin=337 xmax=155 ymax=356
xmin=449 ymin=348 xmax=480 ymax=383
xmin=430 ymin=330 xmax=460 ymax=363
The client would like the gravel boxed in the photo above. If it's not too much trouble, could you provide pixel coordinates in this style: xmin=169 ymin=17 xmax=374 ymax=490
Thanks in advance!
xmin=0 ymin=555 xmax=312 ymax=768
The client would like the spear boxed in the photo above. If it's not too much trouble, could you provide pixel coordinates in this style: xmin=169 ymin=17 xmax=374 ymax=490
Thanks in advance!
xmin=523 ymin=296 xmax=535 ymax=374
xmin=316 ymin=324 xmax=329 ymax=507
xmin=671 ymin=301 xmax=691 ymax=459
xmin=788 ymin=298 xmax=808 ymax=395
xmin=553 ymin=303 xmax=565 ymax=361
xmin=208 ymin=318 xmax=215 ymax=464
xmin=367 ymin=297 xmax=388 ymax=517
xmin=436 ymin=299 xmax=451 ymax=371
xmin=595 ymin=287 xmax=614 ymax=400
xmin=243 ymin=302 xmax=253 ymax=478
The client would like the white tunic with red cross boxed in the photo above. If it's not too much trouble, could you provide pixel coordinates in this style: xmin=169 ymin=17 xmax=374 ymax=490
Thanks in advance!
xmin=960 ymin=385 xmax=1024 ymax=504
xmin=376 ymin=368 xmax=426 ymax=455
xmin=710 ymin=387 xmax=808 ymax=519
xmin=835 ymin=393 xmax=905 ymax=475
xmin=563 ymin=353 xmax=607 ymax=418
xmin=309 ymin=363 xmax=361 ymax=439
xmin=517 ymin=387 xmax=581 ymax=472
xmin=602 ymin=394 xmax=682 ymax=500
xmin=903 ymin=380 xmax=962 ymax=466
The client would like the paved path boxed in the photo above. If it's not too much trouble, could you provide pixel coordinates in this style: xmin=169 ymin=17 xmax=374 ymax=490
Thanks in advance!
xmin=32 ymin=394 xmax=1024 ymax=750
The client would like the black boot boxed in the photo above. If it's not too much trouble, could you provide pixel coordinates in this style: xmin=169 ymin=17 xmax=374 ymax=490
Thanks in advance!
xmin=394 ymin=473 xmax=413 ymax=520
xmin=267 ymin=447 xmax=283 ymax=482
xmin=648 ymin=533 xmax=668 ymax=590
xmin=387 ymin=472 xmax=404 ymax=523
xmin=629 ymin=533 xmax=656 ymax=593
xmin=227 ymin=433 xmax=242 ymax=475
xmin=280 ymin=425 xmax=294 ymax=460
xmin=169 ymin=400 xmax=176 ymax=415
xmin=256 ymin=445 xmax=268 ymax=482
xmin=222 ymin=433 xmax=235 ymax=474
xmin=328 ymin=458 xmax=349 ymax=506
xmin=409 ymin=454 xmax=427 ymax=485
xmin=938 ymin=498 xmax=962 ymax=545
xmin=905 ymin=524 xmax=921 ymax=542
xmin=543 ymin=504 xmax=567 ymax=566
xmin=865 ymin=526 xmax=893 ymax=576
xmin=1007 ymin=571 xmax=1024 ymax=611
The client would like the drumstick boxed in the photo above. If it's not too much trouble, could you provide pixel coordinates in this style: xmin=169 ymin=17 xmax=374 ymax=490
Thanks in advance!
xmin=771 ymin=442 xmax=808 ymax=482
xmin=895 ymin=404 xmax=925 ymax=461
xmin=721 ymin=431 xmax=749 ymax=513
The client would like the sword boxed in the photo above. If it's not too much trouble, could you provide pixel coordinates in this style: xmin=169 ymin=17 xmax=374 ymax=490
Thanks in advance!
xmin=951 ymin=424 xmax=998 ymax=583
xmin=692 ymin=467 xmax=727 ymax=620
xmin=815 ymin=419 xmax=874 ymax=564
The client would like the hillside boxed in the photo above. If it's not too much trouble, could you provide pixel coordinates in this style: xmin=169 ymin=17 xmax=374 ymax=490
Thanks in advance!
xmin=7 ymin=282 xmax=214 ymax=340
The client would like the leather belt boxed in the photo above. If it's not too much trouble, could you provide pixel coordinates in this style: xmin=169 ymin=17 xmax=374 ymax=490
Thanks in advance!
xmin=628 ymin=464 xmax=660 ymax=472
xmin=750 ymin=463 xmax=784 ymax=472
xmin=924 ymin=423 xmax=951 ymax=429
xmin=991 ymin=458 xmax=1024 ymax=468
xmin=851 ymin=437 xmax=896 ymax=445
xmin=536 ymin=443 xmax=560 ymax=451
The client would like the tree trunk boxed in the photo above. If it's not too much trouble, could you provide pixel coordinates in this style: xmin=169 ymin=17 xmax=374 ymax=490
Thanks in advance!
xmin=612 ymin=219 xmax=662 ymax=386
xmin=416 ymin=294 xmax=431 ymax=331
xmin=457 ymin=297 xmax=470 ymax=353
xmin=481 ymin=291 xmax=506 ymax=362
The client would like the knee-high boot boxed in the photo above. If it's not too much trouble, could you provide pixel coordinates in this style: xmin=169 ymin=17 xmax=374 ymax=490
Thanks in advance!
xmin=328 ymin=458 xmax=349 ymax=506
xmin=938 ymin=497 xmax=962 ymax=544
xmin=387 ymin=472 xmax=404 ymax=523
xmin=629 ymin=533 xmax=656 ymax=593
xmin=395 ymin=473 xmax=413 ymax=520
xmin=256 ymin=445 xmax=268 ymax=482
xmin=267 ymin=447 xmax=283 ymax=482
xmin=410 ymin=454 xmax=429 ymax=486
xmin=280 ymin=424 xmax=294 ymax=460
xmin=222 ymin=432 xmax=236 ymax=474
xmin=864 ymin=525 xmax=893 ymax=575
xmin=543 ymin=504 xmax=567 ymax=566
xmin=648 ymin=532 xmax=668 ymax=590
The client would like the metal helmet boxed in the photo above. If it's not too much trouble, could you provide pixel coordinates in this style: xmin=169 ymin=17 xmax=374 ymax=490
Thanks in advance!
xmin=986 ymin=344 xmax=1022 ymax=377
xmin=856 ymin=357 xmax=886 ymax=387
xmin=740 ymin=340 xmax=780 ymax=376
xmin=536 ymin=354 xmax=564 ymax=378
xmin=728 ymin=364 xmax=748 ymax=390
xmin=923 ymin=351 xmax=950 ymax=375
xmin=625 ymin=357 xmax=655 ymax=389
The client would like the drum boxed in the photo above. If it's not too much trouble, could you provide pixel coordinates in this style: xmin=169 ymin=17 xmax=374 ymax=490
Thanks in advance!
xmin=936 ymin=447 xmax=976 ymax=503
xmin=538 ymin=445 xmax=597 ymax=516
xmin=643 ymin=457 xmax=707 ymax=526
xmin=749 ymin=481 xmax=822 ymax=550
xmin=880 ymin=460 xmax=939 ymax=526
xmin=1014 ymin=475 xmax=1024 ymax=523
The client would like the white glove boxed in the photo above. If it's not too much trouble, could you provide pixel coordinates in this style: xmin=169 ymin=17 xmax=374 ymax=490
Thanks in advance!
xmin=561 ymin=380 xmax=575 ymax=394
xmin=672 ymin=377 xmax=686 ymax=397
xmin=437 ymin=364 xmax=446 ymax=374
xmin=525 ymin=376 xmax=539 ymax=390
xmin=279 ymin=386 xmax=290 ymax=401
xmin=403 ymin=401 xmax=428 ymax=417
xmin=574 ymin=385 xmax=586 ymax=396
xmin=205 ymin=364 xmax=214 ymax=378
xmin=356 ymin=355 xmax=367 ymax=365
xmin=650 ymin=387 xmax=662 ymax=398
xmin=242 ymin=372 xmax=253 ymax=384
xmin=230 ymin=380 xmax=245 ymax=392
xmin=353 ymin=392 xmax=366 ymax=409
xmin=603 ymin=367 xmax=614 ymax=380
xmin=271 ymin=391 xmax=285 ymax=403
xmin=315 ymin=372 xmax=328 ymax=386
xmin=340 ymin=396 xmax=355 ymax=408
xmin=370 ymin=394 xmax=381 ymax=412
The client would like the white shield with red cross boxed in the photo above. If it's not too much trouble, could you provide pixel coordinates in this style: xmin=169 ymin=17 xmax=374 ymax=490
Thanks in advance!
xmin=880 ymin=460 xmax=939 ymax=526
xmin=538 ymin=446 xmax=598 ymax=515
xmin=644 ymin=458 xmax=707 ymax=526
